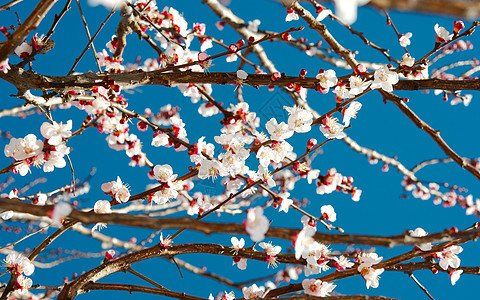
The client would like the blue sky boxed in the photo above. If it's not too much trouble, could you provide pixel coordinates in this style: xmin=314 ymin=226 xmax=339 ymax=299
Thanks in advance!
xmin=0 ymin=0 xmax=479 ymax=299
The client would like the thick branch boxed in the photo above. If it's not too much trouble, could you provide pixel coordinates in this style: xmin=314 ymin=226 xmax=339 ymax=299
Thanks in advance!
xmin=1 ymin=198 xmax=479 ymax=248
xmin=370 ymin=0 xmax=480 ymax=19
xmin=3 ymin=66 xmax=480 ymax=93
xmin=0 ymin=0 xmax=58 ymax=63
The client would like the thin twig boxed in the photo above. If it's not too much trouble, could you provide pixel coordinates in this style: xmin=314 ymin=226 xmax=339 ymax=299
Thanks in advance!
xmin=0 ymin=224 xmax=50 ymax=250
xmin=0 ymin=0 xmax=23 ymax=11
xmin=127 ymin=268 xmax=166 ymax=289
xmin=43 ymin=0 xmax=72 ymax=44
xmin=67 ymin=4 xmax=117 ymax=75
xmin=75 ymin=0 xmax=102 ymax=72
xmin=409 ymin=273 xmax=435 ymax=300
xmin=382 ymin=90 xmax=480 ymax=181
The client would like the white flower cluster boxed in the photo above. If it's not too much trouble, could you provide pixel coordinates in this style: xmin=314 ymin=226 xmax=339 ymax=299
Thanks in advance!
xmin=150 ymin=164 xmax=184 ymax=205
xmin=357 ymin=252 xmax=384 ymax=289
xmin=295 ymin=216 xmax=353 ymax=277
xmin=302 ymin=278 xmax=336 ymax=297
xmin=101 ymin=176 xmax=130 ymax=203
xmin=4 ymin=121 xmax=72 ymax=175
xmin=4 ymin=253 xmax=35 ymax=295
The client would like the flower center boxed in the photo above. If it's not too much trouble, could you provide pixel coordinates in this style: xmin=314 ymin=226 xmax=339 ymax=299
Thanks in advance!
xmin=209 ymin=167 xmax=219 ymax=176
xmin=379 ymin=71 xmax=389 ymax=82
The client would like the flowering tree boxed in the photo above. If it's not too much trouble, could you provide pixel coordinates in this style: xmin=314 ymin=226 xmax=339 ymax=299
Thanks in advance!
xmin=0 ymin=0 xmax=479 ymax=299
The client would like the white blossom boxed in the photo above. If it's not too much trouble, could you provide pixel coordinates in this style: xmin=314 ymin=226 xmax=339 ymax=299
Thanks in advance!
xmin=343 ymin=101 xmax=362 ymax=126
xmin=434 ymin=24 xmax=453 ymax=42
xmin=302 ymin=278 xmax=336 ymax=297
xmin=40 ymin=120 xmax=72 ymax=145
xmin=242 ymin=284 xmax=264 ymax=299
xmin=286 ymin=9 xmax=299 ymax=22
xmin=409 ymin=227 xmax=432 ymax=251
xmin=439 ymin=245 xmax=463 ymax=270
xmin=231 ymin=237 xmax=245 ymax=255
xmin=399 ymin=32 xmax=412 ymax=47
xmin=94 ymin=200 xmax=112 ymax=214
xmin=0 ymin=59 xmax=10 ymax=74
xmin=247 ymin=19 xmax=261 ymax=32
xmin=400 ymin=53 xmax=415 ymax=67
xmin=278 ymin=192 xmax=293 ymax=213
xmin=371 ymin=65 xmax=399 ymax=92
xmin=266 ymin=118 xmax=294 ymax=141
xmin=349 ymin=75 xmax=371 ymax=95
xmin=320 ymin=205 xmax=336 ymax=222
xmin=320 ymin=115 xmax=346 ymax=139
xmin=334 ymin=0 xmax=370 ymax=25
xmin=153 ymin=164 xmax=177 ymax=183
xmin=284 ymin=106 xmax=313 ymax=133
xmin=316 ymin=69 xmax=337 ymax=92
xmin=245 ymin=207 xmax=269 ymax=242
xmin=4 ymin=134 xmax=43 ymax=161
xmin=316 ymin=8 xmax=332 ymax=22
xmin=360 ymin=267 xmax=384 ymax=289
xmin=49 ymin=202 xmax=72 ymax=226
xmin=198 ymin=159 xmax=228 ymax=181
xmin=450 ymin=269 xmax=463 ymax=285
xmin=14 ymin=42 xmax=32 ymax=58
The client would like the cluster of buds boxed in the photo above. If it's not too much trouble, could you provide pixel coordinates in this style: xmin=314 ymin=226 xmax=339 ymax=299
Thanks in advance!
xmin=316 ymin=168 xmax=361 ymax=201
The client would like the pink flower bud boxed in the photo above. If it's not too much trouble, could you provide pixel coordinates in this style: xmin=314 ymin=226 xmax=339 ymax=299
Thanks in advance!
xmin=235 ymin=39 xmax=245 ymax=47
xmin=271 ymin=72 xmax=281 ymax=81
xmin=137 ymin=121 xmax=148 ymax=132
xmin=31 ymin=35 xmax=43 ymax=51
xmin=0 ymin=26 xmax=8 ymax=36
xmin=198 ymin=52 xmax=208 ymax=61
xmin=248 ymin=36 xmax=255 ymax=43
xmin=382 ymin=164 xmax=389 ymax=172
xmin=299 ymin=69 xmax=307 ymax=78
xmin=355 ymin=64 xmax=367 ymax=74
xmin=307 ymin=138 xmax=317 ymax=150
xmin=216 ymin=21 xmax=225 ymax=31
xmin=453 ymin=20 xmax=465 ymax=34
xmin=282 ymin=33 xmax=292 ymax=41
xmin=228 ymin=44 xmax=238 ymax=52
xmin=105 ymin=249 xmax=115 ymax=260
